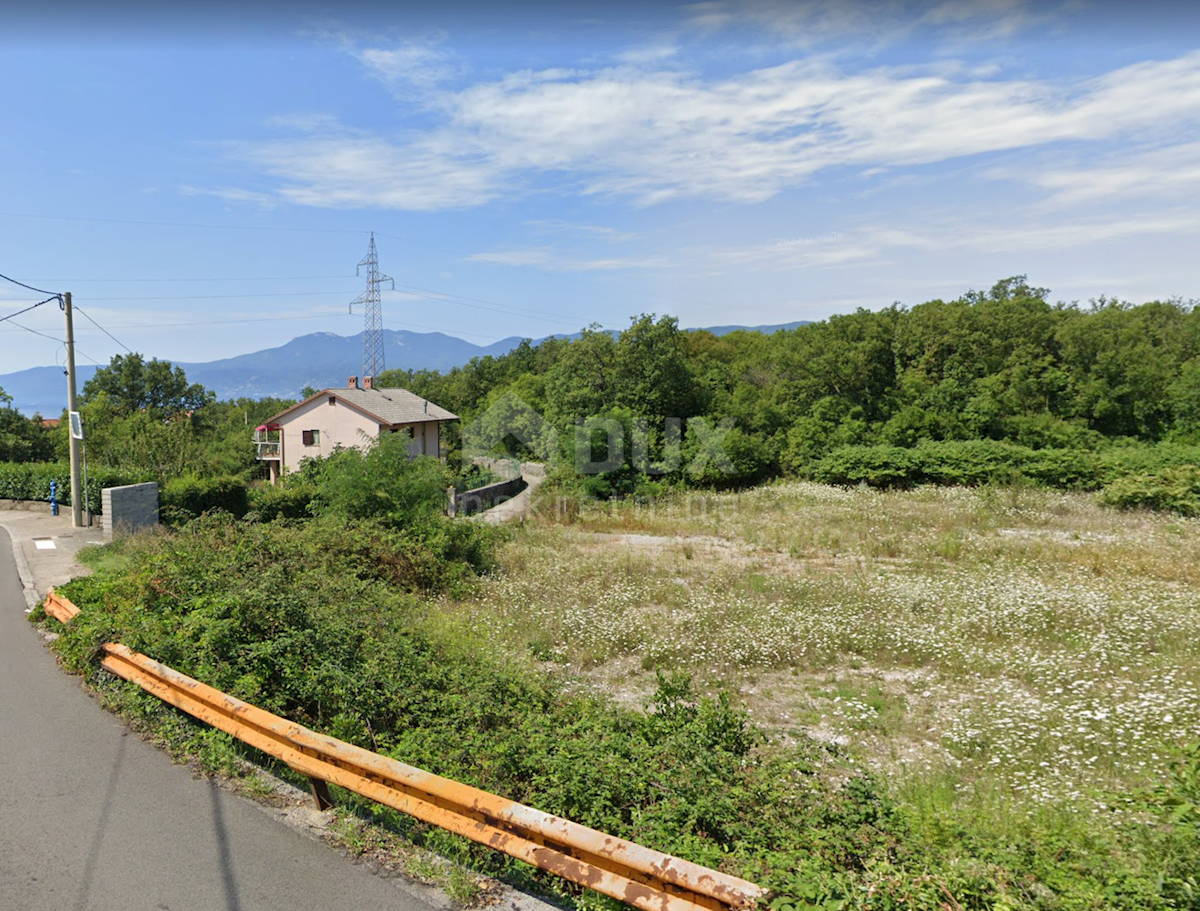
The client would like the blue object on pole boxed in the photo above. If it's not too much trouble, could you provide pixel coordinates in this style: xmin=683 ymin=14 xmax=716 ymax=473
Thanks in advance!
xmin=50 ymin=480 xmax=58 ymax=517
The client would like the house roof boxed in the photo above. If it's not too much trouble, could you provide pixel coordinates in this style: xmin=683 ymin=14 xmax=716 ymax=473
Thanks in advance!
xmin=267 ymin=387 xmax=458 ymax=426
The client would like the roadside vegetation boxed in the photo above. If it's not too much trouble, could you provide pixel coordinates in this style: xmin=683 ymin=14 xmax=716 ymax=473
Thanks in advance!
xmin=17 ymin=277 xmax=1200 ymax=909
xmin=37 ymin=462 xmax=1200 ymax=909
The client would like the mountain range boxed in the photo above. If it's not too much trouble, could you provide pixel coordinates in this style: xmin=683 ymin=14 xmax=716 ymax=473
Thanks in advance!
xmin=1 ymin=322 xmax=806 ymax=417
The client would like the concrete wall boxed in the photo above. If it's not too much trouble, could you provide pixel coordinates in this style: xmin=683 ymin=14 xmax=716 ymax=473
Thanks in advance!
xmin=451 ymin=476 xmax=527 ymax=517
xmin=101 ymin=482 xmax=159 ymax=539
xmin=471 ymin=457 xmax=547 ymax=480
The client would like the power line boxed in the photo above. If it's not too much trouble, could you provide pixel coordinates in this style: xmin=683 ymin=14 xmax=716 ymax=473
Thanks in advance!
xmin=82 ymin=289 xmax=353 ymax=302
xmin=0 ymin=210 xmax=366 ymax=236
xmin=74 ymin=305 xmax=134 ymax=354
xmin=25 ymin=274 xmax=356 ymax=284
xmin=0 ymin=310 xmax=344 ymax=334
xmin=0 ymin=294 xmax=60 ymax=325
xmin=389 ymin=279 xmax=581 ymax=325
xmin=0 ymin=270 xmax=59 ymax=297
xmin=3 ymin=318 xmax=101 ymax=365
xmin=5 ymin=319 xmax=63 ymax=345
xmin=31 ymin=284 xmax=584 ymax=326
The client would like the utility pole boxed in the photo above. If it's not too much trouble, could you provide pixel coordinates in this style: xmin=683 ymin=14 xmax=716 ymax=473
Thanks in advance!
xmin=63 ymin=292 xmax=83 ymax=528
xmin=350 ymin=232 xmax=394 ymax=379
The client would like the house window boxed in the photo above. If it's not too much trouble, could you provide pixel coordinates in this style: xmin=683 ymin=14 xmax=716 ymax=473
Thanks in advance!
xmin=302 ymin=429 xmax=320 ymax=446
xmin=328 ymin=397 xmax=336 ymax=406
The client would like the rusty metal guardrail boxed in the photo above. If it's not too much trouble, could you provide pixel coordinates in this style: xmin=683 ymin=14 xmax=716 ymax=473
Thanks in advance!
xmin=42 ymin=590 xmax=764 ymax=911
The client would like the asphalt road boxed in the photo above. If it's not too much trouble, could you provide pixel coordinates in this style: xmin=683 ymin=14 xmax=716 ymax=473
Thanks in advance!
xmin=0 ymin=526 xmax=442 ymax=911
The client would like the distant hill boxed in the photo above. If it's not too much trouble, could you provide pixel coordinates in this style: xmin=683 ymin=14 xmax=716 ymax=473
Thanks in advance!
xmin=2 ymin=321 xmax=810 ymax=416
xmin=694 ymin=321 xmax=807 ymax=335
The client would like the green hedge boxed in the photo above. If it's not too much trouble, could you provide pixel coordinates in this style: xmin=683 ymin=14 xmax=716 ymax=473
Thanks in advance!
xmin=808 ymin=441 xmax=1200 ymax=491
xmin=160 ymin=475 xmax=250 ymax=523
xmin=0 ymin=461 xmax=147 ymax=515
xmin=246 ymin=483 xmax=315 ymax=522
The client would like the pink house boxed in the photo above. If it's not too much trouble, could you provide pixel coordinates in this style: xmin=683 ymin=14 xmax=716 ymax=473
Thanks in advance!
xmin=254 ymin=376 xmax=457 ymax=484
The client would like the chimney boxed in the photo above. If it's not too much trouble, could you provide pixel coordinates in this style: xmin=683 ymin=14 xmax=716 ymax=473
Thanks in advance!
xmin=347 ymin=376 xmax=359 ymax=389
xmin=363 ymin=376 xmax=374 ymax=390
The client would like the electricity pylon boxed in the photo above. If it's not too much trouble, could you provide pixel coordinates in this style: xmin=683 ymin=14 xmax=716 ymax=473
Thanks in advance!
xmin=350 ymin=232 xmax=394 ymax=378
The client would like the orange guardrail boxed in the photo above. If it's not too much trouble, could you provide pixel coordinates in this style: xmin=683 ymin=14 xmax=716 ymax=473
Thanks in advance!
xmin=44 ymin=592 xmax=764 ymax=911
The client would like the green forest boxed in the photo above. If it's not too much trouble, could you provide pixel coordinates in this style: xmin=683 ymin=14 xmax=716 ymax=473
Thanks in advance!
xmin=376 ymin=276 xmax=1200 ymax=508
xmin=5 ymin=275 xmax=1200 ymax=513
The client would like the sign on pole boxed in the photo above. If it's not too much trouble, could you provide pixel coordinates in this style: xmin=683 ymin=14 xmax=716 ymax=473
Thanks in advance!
xmin=68 ymin=411 xmax=84 ymax=441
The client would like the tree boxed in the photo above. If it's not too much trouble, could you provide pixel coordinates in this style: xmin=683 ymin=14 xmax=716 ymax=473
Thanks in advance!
xmin=544 ymin=325 xmax=619 ymax=423
xmin=614 ymin=314 xmax=704 ymax=421
xmin=0 ymin=406 xmax=54 ymax=462
xmin=81 ymin=353 xmax=214 ymax=417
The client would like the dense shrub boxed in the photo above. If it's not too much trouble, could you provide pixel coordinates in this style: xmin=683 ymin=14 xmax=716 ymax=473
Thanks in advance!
xmin=809 ymin=441 xmax=1200 ymax=492
xmin=808 ymin=445 xmax=922 ymax=488
xmin=246 ymin=483 xmax=316 ymax=522
xmin=1101 ymin=466 xmax=1200 ymax=516
xmin=161 ymin=474 xmax=250 ymax=522
xmin=0 ymin=460 xmax=147 ymax=514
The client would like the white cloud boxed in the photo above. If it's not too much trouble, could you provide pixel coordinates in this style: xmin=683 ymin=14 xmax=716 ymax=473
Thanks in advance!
xmin=229 ymin=32 xmax=1200 ymax=212
xmin=236 ymin=134 xmax=503 ymax=211
xmin=523 ymin=220 xmax=637 ymax=242
xmin=465 ymin=247 xmax=669 ymax=271
xmin=355 ymin=41 xmax=459 ymax=95
xmin=179 ymin=185 xmax=278 ymax=207
xmin=465 ymin=249 xmax=553 ymax=266
xmin=683 ymin=0 xmax=1053 ymax=47
xmin=706 ymin=233 xmax=873 ymax=271
xmin=1021 ymin=142 xmax=1200 ymax=207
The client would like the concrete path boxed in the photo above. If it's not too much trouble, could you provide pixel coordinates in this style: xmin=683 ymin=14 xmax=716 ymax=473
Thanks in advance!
xmin=476 ymin=468 xmax=546 ymax=525
xmin=0 ymin=505 xmax=106 ymax=608
xmin=0 ymin=516 xmax=443 ymax=911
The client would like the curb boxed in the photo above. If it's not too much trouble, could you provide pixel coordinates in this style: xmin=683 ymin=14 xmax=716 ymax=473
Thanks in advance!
xmin=8 ymin=532 xmax=41 ymax=612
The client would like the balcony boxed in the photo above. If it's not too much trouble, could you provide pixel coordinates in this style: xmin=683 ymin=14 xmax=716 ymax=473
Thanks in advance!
xmin=254 ymin=424 xmax=281 ymax=460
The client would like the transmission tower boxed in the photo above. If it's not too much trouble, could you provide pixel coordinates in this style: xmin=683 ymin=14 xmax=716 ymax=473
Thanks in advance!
xmin=350 ymin=232 xmax=394 ymax=378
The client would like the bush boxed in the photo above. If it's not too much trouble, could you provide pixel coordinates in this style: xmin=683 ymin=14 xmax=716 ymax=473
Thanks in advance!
xmin=1101 ymin=466 xmax=1200 ymax=517
xmin=305 ymin=434 xmax=451 ymax=533
xmin=808 ymin=446 xmax=920 ymax=488
xmin=1096 ymin=443 xmax=1200 ymax=485
xmin=808 ymin=441 xmax=1200 ymax=492
xmin=0 ymin=460 xmax=147 ymax=514
xmin=246 ymin=483 xmax=316 ymax=522
xmin=161 ymin=475 xmax=250 ymax=522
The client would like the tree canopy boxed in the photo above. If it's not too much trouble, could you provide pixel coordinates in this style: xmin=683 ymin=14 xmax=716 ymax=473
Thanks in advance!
xmin=81 ymin=353 xmax=214 ymax=417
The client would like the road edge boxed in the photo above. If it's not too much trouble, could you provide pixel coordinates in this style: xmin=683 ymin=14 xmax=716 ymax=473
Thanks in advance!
xmin=9 ymin=529 xmax=40 ymax=611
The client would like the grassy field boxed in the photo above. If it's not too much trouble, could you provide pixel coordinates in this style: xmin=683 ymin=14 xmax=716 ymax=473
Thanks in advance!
xmin=51 ymin=481 xmax=1200 ymax=907
xmin=436 ymin=482 xmax=1200 ymax=818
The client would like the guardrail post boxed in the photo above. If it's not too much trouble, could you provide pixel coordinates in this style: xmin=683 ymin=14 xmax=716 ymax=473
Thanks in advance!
xmin=307 ymin=776 xmax=334 ymax=811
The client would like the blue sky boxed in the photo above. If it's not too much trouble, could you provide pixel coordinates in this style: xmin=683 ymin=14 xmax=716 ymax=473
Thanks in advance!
xmin=2 ymin=0 xmax=1200 ymax=376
